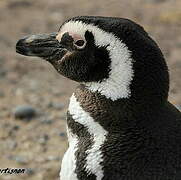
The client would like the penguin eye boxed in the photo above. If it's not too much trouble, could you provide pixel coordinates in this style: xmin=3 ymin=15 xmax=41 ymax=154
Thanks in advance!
xmin=74 ymin=39 xmax=86 ymax=49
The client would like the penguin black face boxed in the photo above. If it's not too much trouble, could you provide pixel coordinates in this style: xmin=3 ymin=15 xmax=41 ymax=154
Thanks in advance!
xmin=16 ymin=16 xmax=169 ymax=102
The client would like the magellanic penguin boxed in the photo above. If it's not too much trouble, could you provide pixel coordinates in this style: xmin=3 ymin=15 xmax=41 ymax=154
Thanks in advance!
xmin=16 ymin=16 xmax=181 ymax=180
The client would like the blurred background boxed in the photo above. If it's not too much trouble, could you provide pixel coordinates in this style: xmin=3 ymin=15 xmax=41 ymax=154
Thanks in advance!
xmin=0 ymin=0 xmax=180 ymax=179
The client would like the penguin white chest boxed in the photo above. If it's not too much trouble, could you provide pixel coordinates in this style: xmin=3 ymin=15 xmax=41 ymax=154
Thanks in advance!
xmin=60 ymin=130 xmax=78 ymax=180
xmin=60 ymin=93 xmax=108 ymax=180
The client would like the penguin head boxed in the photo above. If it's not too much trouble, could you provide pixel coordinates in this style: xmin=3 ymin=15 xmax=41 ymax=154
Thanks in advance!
xmin=16 ymin=16 xmax=169 ymax=102
xmin=16 ymin=18 xmax=112 ymax=83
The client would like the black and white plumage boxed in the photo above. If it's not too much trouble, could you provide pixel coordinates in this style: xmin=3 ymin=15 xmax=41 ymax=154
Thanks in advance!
xmin=16 ymin=16 xmax=181 ymax=180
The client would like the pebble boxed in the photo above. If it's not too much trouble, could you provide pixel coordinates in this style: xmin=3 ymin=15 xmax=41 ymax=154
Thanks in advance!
xmin=0 ymin=56 xmax=5 ymax=65
xmin=15 ymin=88 xmax=24 ymax=96
xmin=0 ymin=36 xmax=11 ymax=47
xmin=6 ymin=140 xmax=17 ymax=150
xmin=47 ymin=102 xmax=64 ymax=110
xmin=12 ymin=125 xmax=20 ymax=131
xmin=59 ymin=132 xmax=66 ymax=137
xmin=35 ymin=156 xmax=45 ymax=163
xmin=145 ymin=0 xmax=167 ymax=3
xmin=60 ymin=113 xmax=67 ymax=120
xmin=8 ymin=155 xmax=29 ymax=165
xmin=49 ymin=12 xmax=63 ymax=22
xmin=46 ymin=155 xmax=60 ymax=161
xmin=39 ymin=117 xmax=53 ymax=124
xmin=7 ymin=1 xmax=33 ymax=9
xmin=0 ymin=69 xmax=7 ymax=77
xmin=1 ymin=175 xmax=12 ymax=180
xmin=13 ymin=105 xmax=37 ymax=120
xmin=0 ymin=111 xmax=10 ymax=119
xmin=29 ymin=80 xmax=39 ymax=91
xmin=0 ymin=90 xmax=5 ymax=97
xmin=8 ymin=125 xmax=20 ymax=137
xmin=26 ymin=168 xmax=36 ymax=175
xmin=177 ymin=42 xmax=181 ymax=48
xmin=1 ymin=122 xmax=11 ymax=128
xmin=52 ymin=89 xmax=64 ymax=96
xmin=38 ymin=134 xmax=49 ymax=145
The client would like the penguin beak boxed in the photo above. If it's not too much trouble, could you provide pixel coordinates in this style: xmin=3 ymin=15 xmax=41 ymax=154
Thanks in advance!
xmin=16 ymin=33 xmax=67 ymax=61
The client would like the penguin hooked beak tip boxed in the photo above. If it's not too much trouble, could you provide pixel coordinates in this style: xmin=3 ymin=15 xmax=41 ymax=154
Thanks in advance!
xmin=16 ymin=32 xmax=66 ymax=61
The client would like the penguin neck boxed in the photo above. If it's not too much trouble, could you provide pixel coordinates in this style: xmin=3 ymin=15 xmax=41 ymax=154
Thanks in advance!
xmin=84 ymin=77 xmax=168 ymax=108
xmin=73 ymin=84 xmax=164 ymax=132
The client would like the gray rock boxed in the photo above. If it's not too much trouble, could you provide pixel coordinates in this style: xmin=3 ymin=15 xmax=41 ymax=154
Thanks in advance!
xmin=13 ymin=105 xmax=37 ymax=120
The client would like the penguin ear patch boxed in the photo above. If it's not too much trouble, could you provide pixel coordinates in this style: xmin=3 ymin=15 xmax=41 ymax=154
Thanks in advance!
xmin=85 ymin=31 xmax=94 ymax=40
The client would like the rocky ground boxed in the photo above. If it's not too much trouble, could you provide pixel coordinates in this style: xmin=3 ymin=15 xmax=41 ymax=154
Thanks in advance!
xmin=0 ymin=0 xmax=180 ymax=179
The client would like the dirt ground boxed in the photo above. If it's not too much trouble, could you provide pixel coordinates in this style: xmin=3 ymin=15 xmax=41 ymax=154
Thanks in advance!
xmin=0 ymin=0 xmax=180 ymax=179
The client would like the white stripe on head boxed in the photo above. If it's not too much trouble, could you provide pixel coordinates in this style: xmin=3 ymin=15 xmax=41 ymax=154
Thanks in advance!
xmin=60 ymin=21 xmax=134 ymax=101
xmin=69 ymin=94 xmax=108 ymax=180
